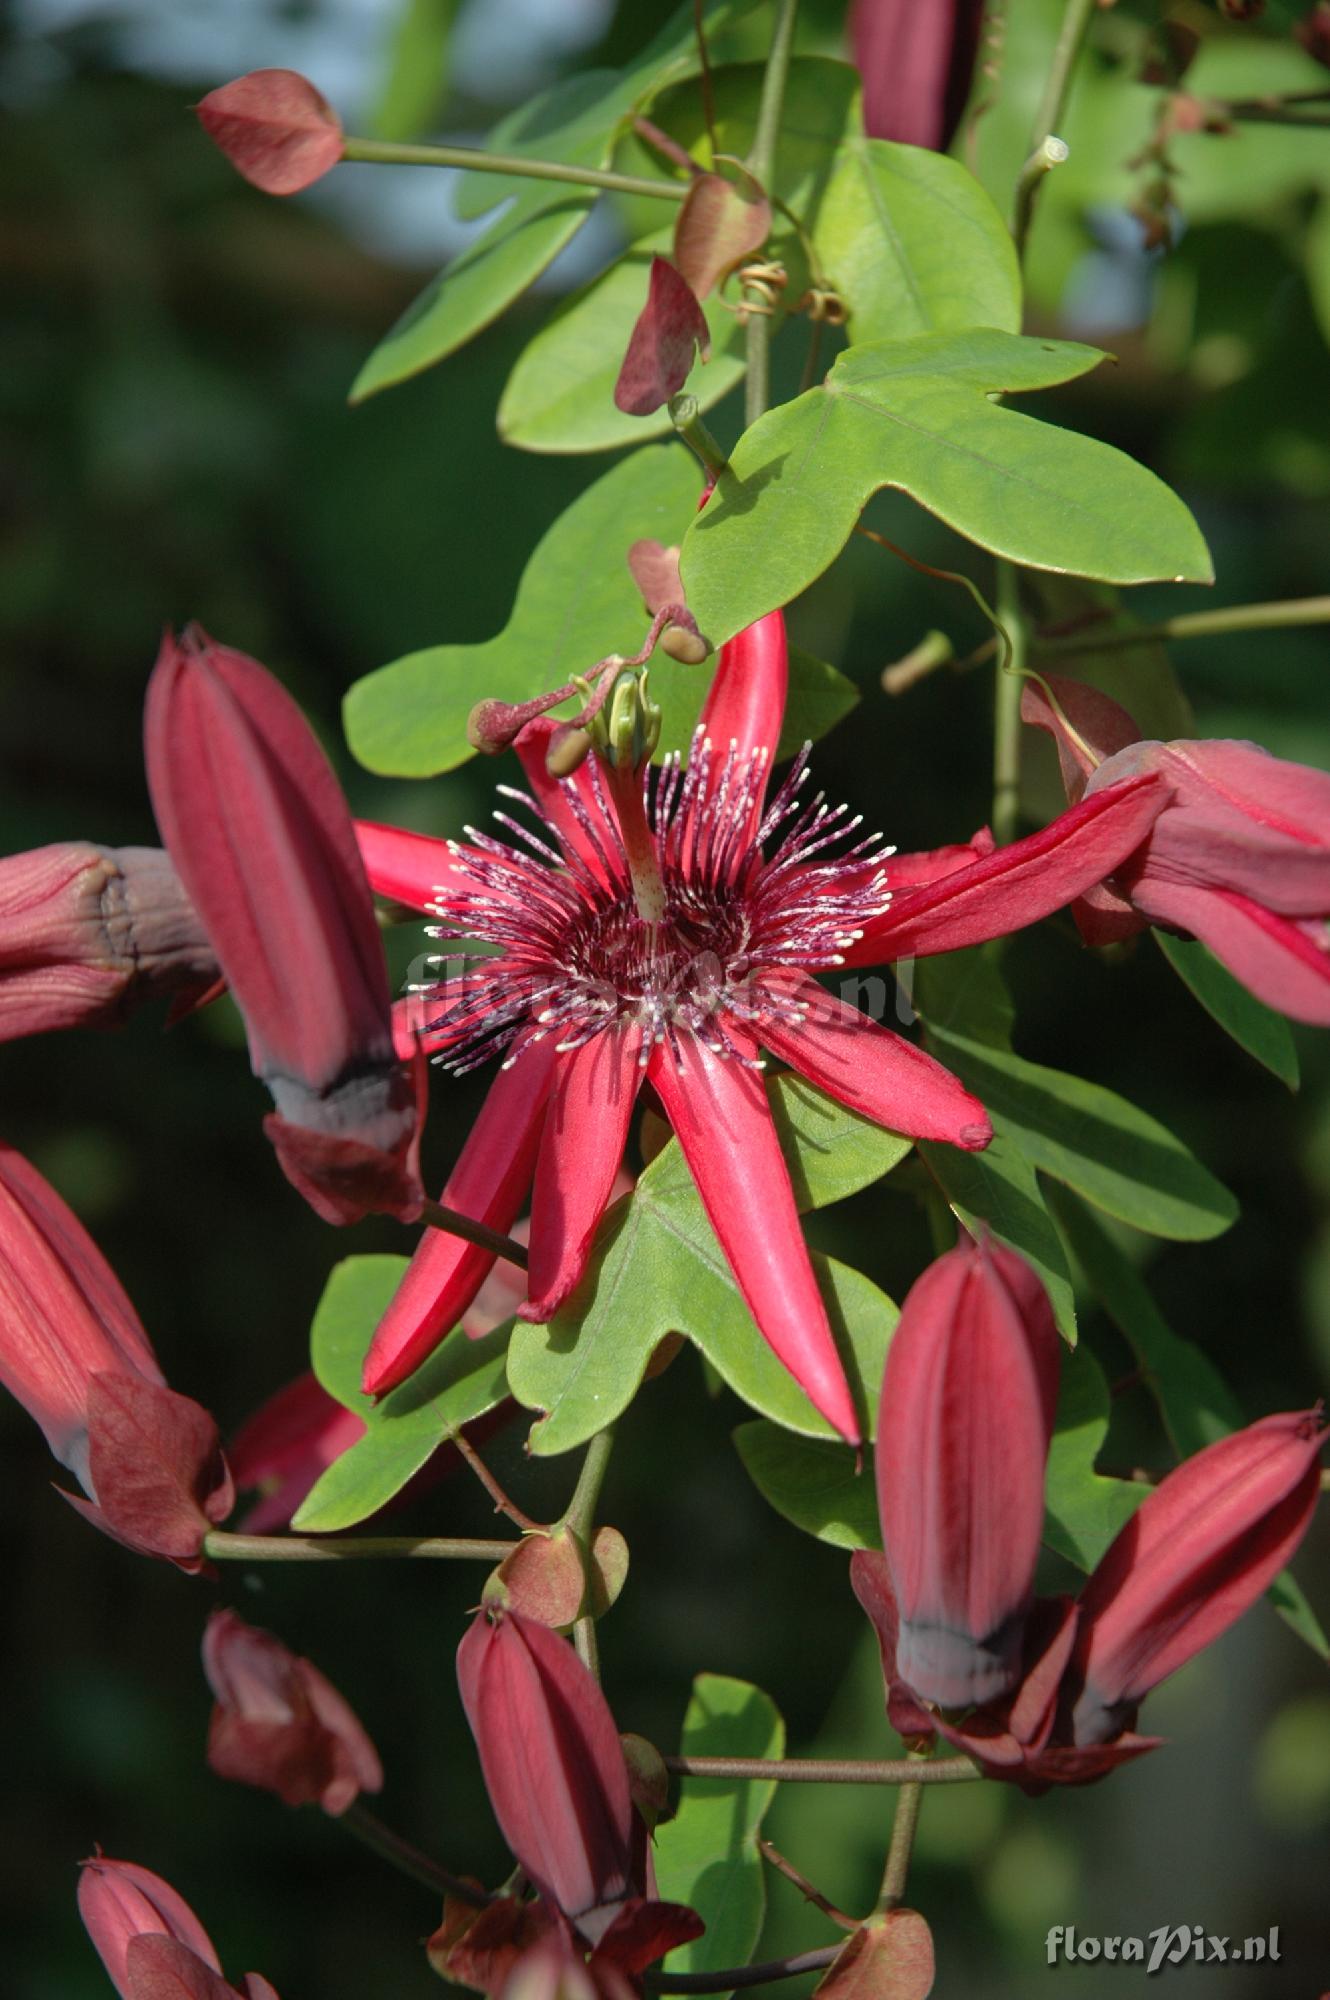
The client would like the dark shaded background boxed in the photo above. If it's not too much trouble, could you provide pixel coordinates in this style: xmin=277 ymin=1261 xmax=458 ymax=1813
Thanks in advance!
xmin=2 ymin=1 xmax=1329 ymax=1994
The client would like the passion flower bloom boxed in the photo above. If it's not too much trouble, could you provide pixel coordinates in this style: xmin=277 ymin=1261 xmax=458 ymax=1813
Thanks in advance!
xmin=78 ymin=1855 xmax=280 ymax=2000
xmin=1023 ymin=674 xmax=1330 ymax=1023
xmin=875 ymin=1238 xmax=1060 ymax=1709
xmin=145 ymin=627 xmax=424 ymax=1225
xmin=0 ymin=841 xmax=217 ymax=1045
xmin=355 ymin=614 xmax=1166 ymax=1442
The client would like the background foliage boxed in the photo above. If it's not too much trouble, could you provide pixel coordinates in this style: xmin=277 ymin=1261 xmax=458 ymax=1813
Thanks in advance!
xmin=2 ymin=1 xmax=1330 ymax=1994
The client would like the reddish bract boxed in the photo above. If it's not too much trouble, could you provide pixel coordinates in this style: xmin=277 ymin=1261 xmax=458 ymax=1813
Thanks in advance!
xmin=195 ymin=69 xmax=343 ymax=196
xmin=613 ymin=257 xmax=710 ymax=417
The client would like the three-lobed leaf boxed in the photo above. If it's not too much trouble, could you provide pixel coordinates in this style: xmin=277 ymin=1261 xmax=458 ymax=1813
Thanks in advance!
xmin=343 ymin=444 xmax=855 ymax=777
xmin=680 ymin=329 xmax=1213 ymax=645
xmin=291 ymin=1255 xmax=510 ymax=1532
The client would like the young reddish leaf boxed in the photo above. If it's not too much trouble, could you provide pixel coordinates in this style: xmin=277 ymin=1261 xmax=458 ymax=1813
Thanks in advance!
xmin=815 ymin=1910 xmax=935 ymax=2000
xmin=195 ymin=70 xmax=343 ymax=196
xmin=672 ymin=172 xmax=770 ymax=301
xmin=613 ymin=258 xmax=710 ymax=417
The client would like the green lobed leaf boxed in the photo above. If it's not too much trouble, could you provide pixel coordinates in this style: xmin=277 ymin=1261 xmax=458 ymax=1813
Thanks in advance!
xmin=925 ymin=1026 xmax=1239 ymax=1243
xmin=1043 ymin=1341 xmax=1146 ymax=1572
xmin=343 ymin=445 xmax=698 ymax=776
xmin=733 ymin=1422 xmax=881 ymax=1550
xmin=1154 ymin=931 xmax=1300 ymax=1090
xmin=653 ymin=1675 xmax=785 ymax=1984
xmin=816 ymin=133 xmax=1021 ymax=345
xmin=351 ymin=0 xmax=762 ymax=400
xmin=507 ymin=1074 xmax=908 ymax=1455
xmin=1047 ymin=1186 xmax=1329 ymax=1659
xmin=680 ymin=329 xmax=1214 ymax=645
xmin=291 ymin=1255 xmax=511 ymax=1532
xmin=343 ymin=444 xmax=856 ymax=778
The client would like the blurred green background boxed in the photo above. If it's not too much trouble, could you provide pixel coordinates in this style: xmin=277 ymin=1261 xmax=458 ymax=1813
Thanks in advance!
xmin=2 ymin=0 xmax=1329 ymax=1994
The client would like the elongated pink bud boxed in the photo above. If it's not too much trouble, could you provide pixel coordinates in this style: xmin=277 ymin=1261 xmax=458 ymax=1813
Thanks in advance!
xmin=876 ymin=1238 xmax=1060 ymax=1709
xmin=0 ymin=842 xmax=217 ymax=1044
xmin=456 ymin=1606 xmax=634 ymax=1931
xmin=78 ymin=1858 xmax=224 ymax=1997
xmin=849 ymin=0 xmax=987 ymax=150
xmin=195 ymin=70 xmax=343 ymax=195
xmin=144 ymin=627 xmax=422 ymax=1224
xmin=0 ymin=1140 xmax=164 ymax=1488
xmin=203 ymin=1608 xmax=382 ymax=1814
xmin=1070 ymin=1410 xmax=1325 ymax=1745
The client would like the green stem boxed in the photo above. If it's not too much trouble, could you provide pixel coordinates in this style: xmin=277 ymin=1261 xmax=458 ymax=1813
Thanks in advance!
xmin=648 ymin=1947 xmax=842 ymax=1993
xmin=562 ymin=1426 xmax=617 ymax=1677
xmin=420 ymin=1198 xmax=529 ymax=1270
xmin=669 ymin=394 xmax=730 ymax=480
xmin=663 ymin=1754 xmax=980 ymax=1785
xmin=740 ymin=0 xmax=801 ymax=428
xmin=992 ymin=562 xmax=1027 ymax=846
xmin=877 ymin=1763 xmax=927 ymax=1909
xmin=1036 ymin=593 xmax=1330 ymax=654
xmin=340 ymin=135 xmax=688 ymax=203
xmin=340 ymin=1803 xmax=488 ymax=1905
xmin=1011 ymin=0 xmax=1097 ymax=259
xmin=204 ymin=1531 xmax=516 ymax=1563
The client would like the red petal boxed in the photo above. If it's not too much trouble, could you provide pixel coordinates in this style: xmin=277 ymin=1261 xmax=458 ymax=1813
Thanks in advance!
xmin=353 ymin=819 xmax=477 ymax=912
xmin=1131 ymin=879 xmax=1330 ymax=1024
xmin=648 ymin=1033 xmax=861 ymax=1443
xmin=698 ymin=611 xmax=788 ymax=830
xmin=361 ymin=1045 xmax=556 ymax=1395
xmin=884 ymin=828 xmax=995 ymax=889
xmin=758 ymin=974 xmax=991 ymax=1149
xmin=843 ymin=774 xmax=1168 ymax=965
xmin=613 ymin=257 xmax=710 ymax=418
xmin=521 ymin=1031 xmax=644 ymax=1322
xmin=195 ymin=69 xmax=343 ymax=196
xmin=1021 ymin=674 xmax=1142 ymax=801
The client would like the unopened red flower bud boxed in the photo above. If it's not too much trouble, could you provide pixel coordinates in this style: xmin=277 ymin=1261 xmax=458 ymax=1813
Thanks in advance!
xmin=195 ymin=69 xmax=343 ymax=196
xmin=875 ymin=1238 xmax=1060 ymax=1709
xmin=1297 ymin=3 xmax=1330 ymax=66
xmin=144 ymin=627 xmax=422 ymax=1225
xmin=457 ymin=1605 xmax=634 ymax=1933
xmin=0 ymin=1140 xmax=163 ymax=1487
xmin=202 ymin=1607 xmax=383 ymax=1814
xmin=79 ymin=1855 xmax=279 ymax=1999
xmin=849 ymin=0 xmax=988 ymax=150
xmin=1069 ymin=1410 xmax=1325 ymax=1745
xmin=0 ymin=842 xmax=217 ymax=1045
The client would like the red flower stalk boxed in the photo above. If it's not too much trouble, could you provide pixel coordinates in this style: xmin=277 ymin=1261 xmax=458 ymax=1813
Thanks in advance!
xmin=1024 ymin=675 xmax=1330 ymax=1023
xmin=848 ymin=0 xmax=988 ymax=150
xmin=457 ymin=1605 xmax=635 ymax=1934
xmin=875 ymin=1238 xmax=1060 ymax=1708
xmin=195 ymin=69 xmax=343 ymax=196
xmin=0 ymin=841 xmax=217 ymax=1044
xmin=202 ymin=1607 xmax=383 ymax=1813
xmin=356 ymin=615 xmax=1164 ymax=1442
xmin=144 ymin=626 xmax=423 ymax=1225
xmin=1067 ymin=1410 xmax=1326 ymax=1746
xmin=78 ymin=1855 xmax=279 ymax=2000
